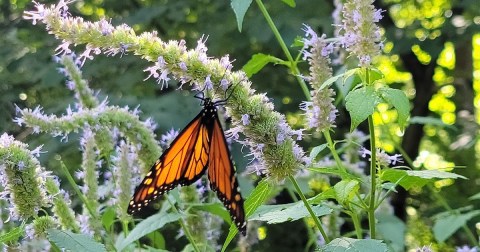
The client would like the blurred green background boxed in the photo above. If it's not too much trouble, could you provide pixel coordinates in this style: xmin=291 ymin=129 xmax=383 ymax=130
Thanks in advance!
xmin=1 ymin=0 xmax=480 ymax=250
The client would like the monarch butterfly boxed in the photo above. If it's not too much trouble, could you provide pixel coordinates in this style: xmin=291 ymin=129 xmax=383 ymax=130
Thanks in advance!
xmin=127 ymin=95 xmax=246 ymax=236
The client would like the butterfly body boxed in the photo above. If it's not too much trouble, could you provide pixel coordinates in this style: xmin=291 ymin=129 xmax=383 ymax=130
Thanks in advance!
xmin=128 ymin=98 xmax=246 ymax=235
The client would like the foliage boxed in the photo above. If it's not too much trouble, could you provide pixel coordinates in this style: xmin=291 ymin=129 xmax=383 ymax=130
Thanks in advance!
xmin=0 ymin=0 xmax=479 ymax=251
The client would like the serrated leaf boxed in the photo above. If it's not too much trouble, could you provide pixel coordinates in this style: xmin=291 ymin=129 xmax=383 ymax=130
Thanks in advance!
xmin=333 ymin=180 xmax=359 ymax=205
xmin=281 ymin=0 xmax=296 ymax=7
xmin=230 ymin=0 xmax=253 ymax=32
xmin=345 ymin=86 xmax=381 ymax=131
xmin=381 ymin=169 xmax=466 ymax=190
xmin=378 ymin=87 xmax=410 ymax=128
xmin=320 ymin=237 xmax=388 ymax=252
xmin=0 ymin=224 xmax=25 ymax=243
xmin=433 ymin=210 xmax=480 ymax=242
xmin=376 ymin=214 xmax=405 ymax=252
xmin=309 ymin=144 xmax=328 ymax=160
xmin=47 ymin=229 xmax=107 ymax=252
xmin=249 ymin=201 xmax=331 ymax=224
xmin=221 ymin=179 xmax=272 ymax=252
xmin=242 ymin=53 xmax=280 ymax=77
xmin=116 ymin=213 xmax=181 ymax=251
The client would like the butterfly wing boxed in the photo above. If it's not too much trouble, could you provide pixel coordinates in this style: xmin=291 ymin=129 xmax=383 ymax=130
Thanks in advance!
xmin=128 ymin=112 xmax=211 ymax=214
xmin=208 ymin=117 xmax=247 ymax=235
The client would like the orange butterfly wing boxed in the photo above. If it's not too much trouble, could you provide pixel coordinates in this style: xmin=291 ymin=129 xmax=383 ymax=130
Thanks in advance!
xmin=208 ymin=117 xmax=246 ymax=235
xmin=127 ymin=113 xmax=210 ymax=214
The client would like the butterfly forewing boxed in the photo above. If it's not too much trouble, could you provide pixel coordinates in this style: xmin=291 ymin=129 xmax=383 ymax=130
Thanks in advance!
xmin=128 ymin=98 xmax=247 ymax=236
xmin=127 ymin=113 xmax=210 ymax=214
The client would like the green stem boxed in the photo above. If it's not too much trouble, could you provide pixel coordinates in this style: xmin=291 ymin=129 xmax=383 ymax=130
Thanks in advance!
xmin=324 ymin=132 xmax=347 ymax=173
xmin=288 ymin=175 xmax=330 ymax=243
xmin=59 ymin=160 xmax=117 ymax=251
xmin=286 ymin=188 xmax=317 ymax=251
xmin=367 ymin=115 xmax=377 ymax=239
xmin=166 ymin=197 xmax=201 ymax=252
xmin=59 ymin=160 xmax=96 ymax=218
xmin=350 ymin=211 xmax=363 ymax=239
xmin=255 ymin=0 xmax=311 ymax=100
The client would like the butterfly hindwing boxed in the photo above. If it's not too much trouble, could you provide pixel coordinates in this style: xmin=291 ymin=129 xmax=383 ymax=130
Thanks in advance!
xmin=128 ymin=98 xmax=247 ymax=235
xmin=208 ymin=117 xmax=246 ymax=235
xmin=127 ymin=113 xmax=210 ymax=214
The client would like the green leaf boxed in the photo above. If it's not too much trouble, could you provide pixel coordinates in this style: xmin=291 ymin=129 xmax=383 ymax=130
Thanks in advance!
xmin=230 ymin=0 xmax=253 ymax=32
xmin=47 ymin=229 xmax=107 ymax=252
xmin=376 ymin=214 xmax=406 ymax=252
xmin=146 ymin=231 xmax=166 ymax=250
xmin=249 ymin=201 xmax=331 ymax=224
xmin=470 ymin=192 xmax=480 ymax=200
xmin=309 ymin=144 xmax=328 ymax=160
xmin=381 ymin=182 xmax=398 ymax=193
xmin=320 ymin=237 xmax=388 ymax=252
xmin=320 ymin=68 xmax=358 ymax=90
xmin=409 ymin=116 xmax=455 ymax=129
xmin=116 ymin=213 xmax=181 ymax=251
xmin=188 ymin=202 xmax=231 ymax=224
xmin=333 ymin=180 xmax=360 ymax=205
xmin=101 ymin=206 xmax=116 ymax=231
xmin=433 ymin=210 xmax=480 ymax=242
xmin=308 ymin=167 xmax=360 ymax=180
xmin=0 ymin=224 xmax=25 ymax=244
xmin=281 ymin=0 xmax=296 ymax=7
xmin=242 ymin=53 xmax=281 ymax=77
xmin=345 ymin=86 xmax=381 ymax=131
xmin=381 ymin=169 xmax=466 ymax=190
xmin=368 ymin=68 xmax=385 ymax=83
xmin=310 ymin=188 xmax=336 ymax=204
xmin=221 ymin=179 xmax=272 ymax=252
xmin=378 ymin=87 xmax=410 ymax=128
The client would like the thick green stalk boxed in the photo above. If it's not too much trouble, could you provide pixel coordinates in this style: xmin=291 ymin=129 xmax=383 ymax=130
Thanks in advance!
xmin=289 ymin=175 xmax=330 ymax=243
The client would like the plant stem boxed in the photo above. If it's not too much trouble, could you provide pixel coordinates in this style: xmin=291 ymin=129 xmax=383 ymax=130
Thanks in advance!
xmin=324 ymin=132 xmax=347 ymax=173
xmin=288 ymin=175 xmax=330 ymax=243
xmin=350 ymin=211 xmax=363 ymax=239
xmin=367 ymin=115 xmax=377 ymax=239
xmin=255 ymin=0 xmax=311 ymax=100
xmin=166 ymin=197 xmax=201 ymax=252
xmin=286 ymin=188 xmax=317 ymax=251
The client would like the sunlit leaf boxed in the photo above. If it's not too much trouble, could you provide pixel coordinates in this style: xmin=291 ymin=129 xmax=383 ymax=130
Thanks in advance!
xmin=281 ymin=0 xmax=296 ymax=7
xmin=381 ymin=169 xmax=466 ymax=190
xmin=378 ymin=87 xmax=410 ymax=128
